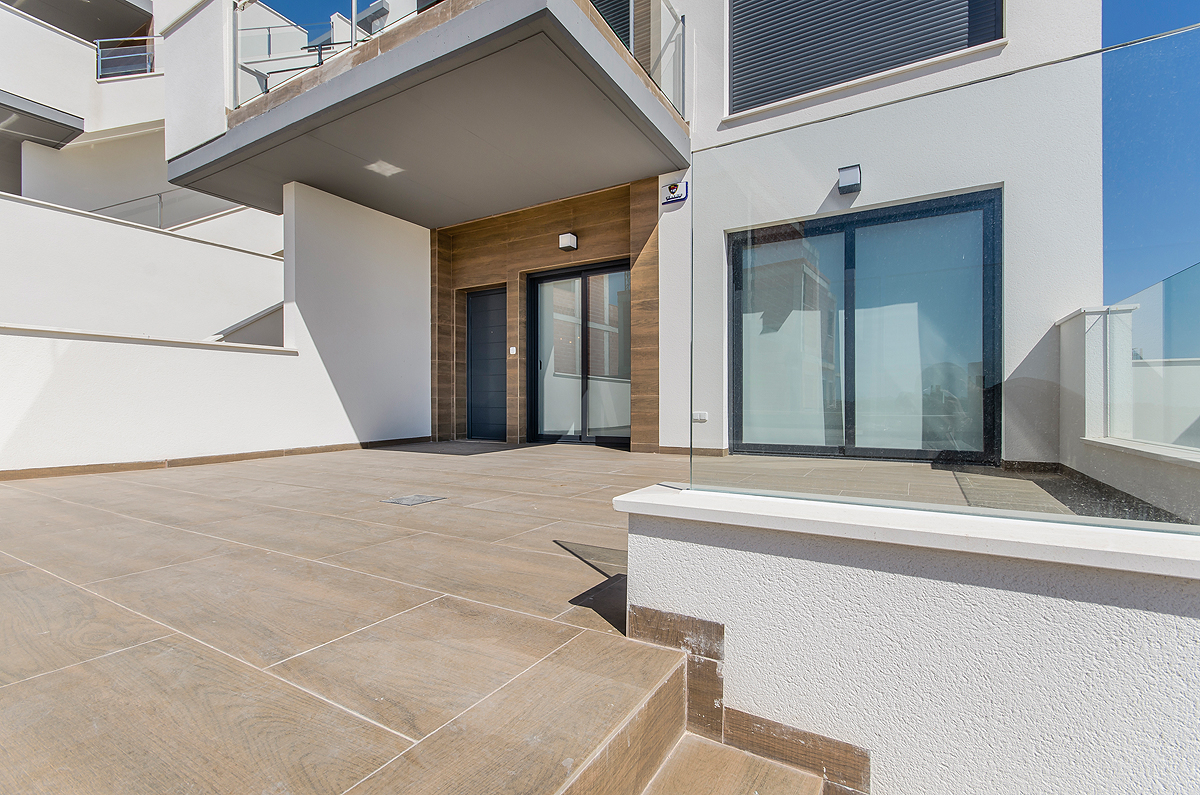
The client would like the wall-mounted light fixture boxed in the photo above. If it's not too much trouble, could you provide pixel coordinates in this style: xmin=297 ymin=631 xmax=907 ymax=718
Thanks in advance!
xmin=838 ymin=164 xmax=862 ymax=195
xmin=559 ymin=233 xmax=578 ymax=251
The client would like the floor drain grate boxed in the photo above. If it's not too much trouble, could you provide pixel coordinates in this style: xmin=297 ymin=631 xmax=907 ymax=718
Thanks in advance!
xmin=381 ymin=495 xmax=444 ymax=506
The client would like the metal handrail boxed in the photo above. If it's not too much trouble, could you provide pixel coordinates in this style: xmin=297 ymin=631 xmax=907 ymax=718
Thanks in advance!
xmin=95 ymin=35 xmax=160 ymax=79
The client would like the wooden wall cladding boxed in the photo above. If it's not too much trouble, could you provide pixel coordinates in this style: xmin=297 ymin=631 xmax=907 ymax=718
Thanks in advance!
xmin=431 ymin=181 xmax=660 ymax=446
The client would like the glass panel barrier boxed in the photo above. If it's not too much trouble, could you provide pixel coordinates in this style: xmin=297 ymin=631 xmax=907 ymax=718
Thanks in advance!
xmin=92 ymin=188 xmax=239 ymax=230
xmin=233 ymin=0 xmax=684 ymax=115
xmin=96 ymin=38 xmax=156 ymax=78
xmin=690 ymin=24 xmax=1200 ymax=531
xmin=1114 ymin=262 xmax=1200 ymax=451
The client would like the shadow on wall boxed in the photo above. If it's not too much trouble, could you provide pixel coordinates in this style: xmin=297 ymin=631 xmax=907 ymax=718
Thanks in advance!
xmin=1003 ymin=327 xmax=1061 ymax=463
xmin=288 ymin=183 xmax=433 ymax=444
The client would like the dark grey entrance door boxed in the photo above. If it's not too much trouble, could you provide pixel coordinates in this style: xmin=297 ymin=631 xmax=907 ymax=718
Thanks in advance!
xmin=466 ymin=288 xmax=507 ymax=440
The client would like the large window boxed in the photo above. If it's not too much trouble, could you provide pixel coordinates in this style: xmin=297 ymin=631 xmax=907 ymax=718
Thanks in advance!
xmin=729 ymin=0 xmax=1004 ymax=114
xmin=730 ymin=190 xmax=1002 ymax=463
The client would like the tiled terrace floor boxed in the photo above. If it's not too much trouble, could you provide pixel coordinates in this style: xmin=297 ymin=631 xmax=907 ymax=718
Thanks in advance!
xmin=0 ymin=441 xmax=1184 ymax=793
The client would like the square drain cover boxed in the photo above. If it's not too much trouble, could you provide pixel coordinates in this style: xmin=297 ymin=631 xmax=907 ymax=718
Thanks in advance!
xmin=381 ymin=494 xmax=444 ymax=506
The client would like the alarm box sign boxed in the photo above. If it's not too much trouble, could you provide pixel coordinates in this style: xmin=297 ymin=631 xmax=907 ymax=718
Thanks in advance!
xmin=661 ymin=181 xmax=688 ymax=205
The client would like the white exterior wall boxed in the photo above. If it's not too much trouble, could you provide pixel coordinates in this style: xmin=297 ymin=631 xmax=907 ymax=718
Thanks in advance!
xmin=159 ymin=0 xmax=234 ymax=159
xmin=22 ymin=128 xmax=169 ymax=212
xmin=0 ymin=3 xmax=95 ymax=121
xmin=625 ymin=507 xmax=1200 ymax=795
xmin=168 ymin=205 xmax=285 ymax=255
xmin=0 ymin=193 xmax=281 ymax=339
xmin=682 ymin=49 xmax=1103 ymax=461
xmin=89 ymin=72 xmax=166 ymax=131
xmin=284 ymin=182 xmax=432 ymax=444
xmin=0 ymin=3 xmax=165 ymax=132
xmin=0 ymin=184 xmax=430 ymax=471
xmin=678 ymin=0 xmax=1100 ymax=151
xmin=658 ymin=169 xmax=692 ymax=450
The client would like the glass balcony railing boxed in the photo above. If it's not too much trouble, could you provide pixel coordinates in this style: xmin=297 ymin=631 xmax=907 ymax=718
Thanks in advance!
xmin=233 ymin=0 xmax=684 ymax=116
xmin=1111 ymin=262 xmax=1200 ymax=452
xmin=688 ymin=23 xmax=1200 ymax=531
xmin=96 ymin=37 xmax=157 ymax=79
xmin=92 ymin=188 xmax=240 ymax=230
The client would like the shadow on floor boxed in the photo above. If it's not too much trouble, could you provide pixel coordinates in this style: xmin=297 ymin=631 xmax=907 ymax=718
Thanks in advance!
xmin=568 ymin=575 xmax=627 ymax=635
xmin=935 ymin=462 xmax=1190 ymax=524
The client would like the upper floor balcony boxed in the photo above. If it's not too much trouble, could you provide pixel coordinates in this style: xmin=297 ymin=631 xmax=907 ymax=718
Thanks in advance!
xmin=165 ymin=0 xmax=690 ymax=228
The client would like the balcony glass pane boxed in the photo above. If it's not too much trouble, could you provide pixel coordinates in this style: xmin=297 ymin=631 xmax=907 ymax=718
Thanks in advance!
xmin=854 ymin=212 xmax=984 ymax=453
xmin=739 ymin=232 xmax=845 ymax=447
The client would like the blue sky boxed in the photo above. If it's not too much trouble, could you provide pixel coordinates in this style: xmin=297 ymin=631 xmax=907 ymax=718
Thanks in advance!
xmin=1103 ymin=2 xmax=1200 ymax=303
xmin=254 ymin=0 xmax=349 ymax=26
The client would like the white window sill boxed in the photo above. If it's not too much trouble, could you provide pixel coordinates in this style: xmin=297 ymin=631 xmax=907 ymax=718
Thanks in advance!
xmin=97 ymin=72 xmax=163 ymax=84
xmin=613 ymin=483 xmax=1200 ymax=581
xmin=1082 ymin=436 xmax=1200 ymax=471
xmin=723 ymin=38 xmax=1009 ymax=123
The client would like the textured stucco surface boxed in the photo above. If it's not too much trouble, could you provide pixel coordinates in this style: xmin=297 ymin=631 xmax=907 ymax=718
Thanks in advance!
xmin=627 ymin=513 xmax=1200 ymax=795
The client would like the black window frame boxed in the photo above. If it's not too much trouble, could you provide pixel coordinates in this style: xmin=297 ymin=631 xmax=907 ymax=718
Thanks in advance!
xmin=729 ymin=189 xmax=1003 ymax=465
xmin=527 ymin=259 xmax=633 ymax=449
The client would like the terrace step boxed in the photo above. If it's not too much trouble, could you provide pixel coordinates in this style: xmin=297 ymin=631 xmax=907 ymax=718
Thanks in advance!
xmin=641 ymin=733 xmax=825 ymax=795
xmin=347 ymin=630 xmax=686 ymax=794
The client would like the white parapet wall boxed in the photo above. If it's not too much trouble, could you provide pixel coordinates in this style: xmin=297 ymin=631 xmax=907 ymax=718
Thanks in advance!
xmin=0 ymin=182 xmax=431 ymax=471
xmin=0 ymin=2 xmax=95 ymax=121
xmin=616 ymin=485 xmax=1200 ymax=795
xmin=0 ymin=193 xmax=281 ymax=340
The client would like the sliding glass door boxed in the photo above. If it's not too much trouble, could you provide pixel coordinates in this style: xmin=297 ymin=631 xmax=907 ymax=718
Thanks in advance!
xmin=730 ymin=190 xmax=1001 ymax=463
xmin=531 ymin=263 xmax=632 ymax=445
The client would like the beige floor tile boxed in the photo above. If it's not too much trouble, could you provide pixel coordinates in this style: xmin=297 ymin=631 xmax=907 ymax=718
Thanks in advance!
xmin=0 ymin=520 xmax=239 ymax=584
xmin=574 ymin=484 xmax=647 ymax=504
xmin=0 ymin=494 xmax=127 ymax=541
xmin=643 ymin=734 xmax=822 ymax=795
xmin=495 ymin=520 xmax=628 ymax=559
xmin=347 ymin=631 xmax=683 ymax=795
xmin=109 ymin=495 xmax=277 ymax=529
xmin=344 ymin=501 xmax=554 ymax=542
xmin=0 ymin=553 xmax=28 ymax=576
xmin=327 ymin=534 xmax=607 ymax=618
xmin=0 ymin=569 xmax=168 ymax=686
xmin=271 ymin=596 xmax=580 ymax=738
xmin=469 ymin=493 xmax=627 ymax=528
xmin=0 ymin=636 xmax=409 ymax=794
xmin=91 ymin=548 xmax=437 ymax=667
xmin=189 ymin=509 xmax=419 ymax=559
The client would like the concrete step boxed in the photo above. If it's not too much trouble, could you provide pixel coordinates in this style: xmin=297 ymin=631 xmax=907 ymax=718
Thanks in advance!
xmin=641 ymin=734 xmax=825 ymax=795
xmin=346 ymin=630 xmax=686 ymax=794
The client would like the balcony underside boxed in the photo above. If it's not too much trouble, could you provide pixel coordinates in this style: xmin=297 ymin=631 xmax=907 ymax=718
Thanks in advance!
xmin=2 ymin=0 xmax=152 ymax=41
xmin=167 ymin=0 xmax=691 ymax=229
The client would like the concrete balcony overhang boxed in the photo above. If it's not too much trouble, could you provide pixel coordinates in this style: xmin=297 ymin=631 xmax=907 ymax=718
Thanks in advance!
xmin=167 ymin=0 xmax=691 ymax=228
xmin=7 ymin=0 xmax=153 ymax=42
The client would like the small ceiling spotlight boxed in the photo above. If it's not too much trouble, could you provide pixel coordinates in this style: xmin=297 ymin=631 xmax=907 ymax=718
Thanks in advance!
xmin=838 ymin=164 xmax=862 ymax=195
xmin=559 ymin=233 xmax=578 ymax=251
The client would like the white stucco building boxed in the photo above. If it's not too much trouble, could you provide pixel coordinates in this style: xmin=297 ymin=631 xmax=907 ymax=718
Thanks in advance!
xmin=2 ymin=0 xmax=1198 ymax=791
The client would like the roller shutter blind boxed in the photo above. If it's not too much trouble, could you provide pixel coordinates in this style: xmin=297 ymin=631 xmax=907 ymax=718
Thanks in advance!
xmin=730 ymin=0 xmax=1003 ymax=114
xmin=592 ymin=0 xmax=631 ymax=47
